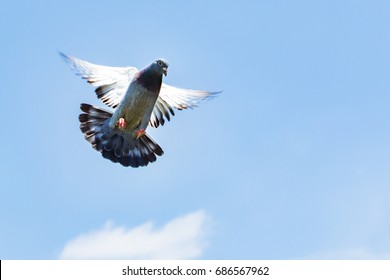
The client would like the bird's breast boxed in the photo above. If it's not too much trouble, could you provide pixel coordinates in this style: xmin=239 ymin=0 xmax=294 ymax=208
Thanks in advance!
xmin=111 ymin=82 xmax=159 ymax=131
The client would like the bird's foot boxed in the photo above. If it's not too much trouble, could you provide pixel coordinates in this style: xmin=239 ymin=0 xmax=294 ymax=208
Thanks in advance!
xmin=116 ymin=118 xmax=126 ymax=130
xmin=134 ymin=129 xmax=145 ymax=139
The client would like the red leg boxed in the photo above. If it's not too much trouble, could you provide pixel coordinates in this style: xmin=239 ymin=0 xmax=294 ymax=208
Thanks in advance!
xmin=134 ymin=128 xmax=145 ymax=139
xmin=116 ymin=118 xmax=126 ymax=129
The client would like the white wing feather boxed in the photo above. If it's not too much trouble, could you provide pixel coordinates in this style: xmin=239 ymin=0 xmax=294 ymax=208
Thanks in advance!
xmin=60 ymin=52 xmax=137 ymax=108
xmin=150 ymin=84 xmax=219 ymax=127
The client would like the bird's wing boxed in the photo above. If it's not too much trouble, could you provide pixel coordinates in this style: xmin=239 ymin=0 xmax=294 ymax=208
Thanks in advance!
xmin=149 ymin=83 xmax=220 ymax=128
xmin=60 ymin=52 xmax=138 ymax=108
xmin=61 ymin=53 xmax=220 ymax=128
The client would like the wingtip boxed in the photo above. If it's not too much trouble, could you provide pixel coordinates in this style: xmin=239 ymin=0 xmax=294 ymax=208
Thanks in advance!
xmin=58 ymin=51 xmax=70 ymax=63
xmin=205 ymin=90 xmax=222 ymax=101
xmin=207 ymin=90 xmax=222 ymax=96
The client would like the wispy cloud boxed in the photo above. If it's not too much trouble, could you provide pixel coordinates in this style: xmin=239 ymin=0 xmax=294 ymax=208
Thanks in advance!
xmin=59 ymin=210 xmax=211 ymax=259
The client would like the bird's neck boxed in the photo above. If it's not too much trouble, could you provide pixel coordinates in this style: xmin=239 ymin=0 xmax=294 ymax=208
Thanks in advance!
xmin=136 ymin=68 xmax=162 ymax=94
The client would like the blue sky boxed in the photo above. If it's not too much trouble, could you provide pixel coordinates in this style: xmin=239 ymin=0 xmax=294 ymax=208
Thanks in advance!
xmin=1 ymin=0 xmax=390 ymax=259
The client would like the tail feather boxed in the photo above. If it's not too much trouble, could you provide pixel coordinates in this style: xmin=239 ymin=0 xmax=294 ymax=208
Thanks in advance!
xmin=79 ymin=103 xmax=164 ymax=167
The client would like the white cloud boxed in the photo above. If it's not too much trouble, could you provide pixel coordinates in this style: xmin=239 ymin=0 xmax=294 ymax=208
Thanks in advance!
xmin=58 ymin=210 xmax=211 ymax=259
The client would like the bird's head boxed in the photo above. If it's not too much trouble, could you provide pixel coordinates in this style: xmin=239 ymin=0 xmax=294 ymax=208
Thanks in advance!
xmin=153 ymin=59 xmax=169 ymax=76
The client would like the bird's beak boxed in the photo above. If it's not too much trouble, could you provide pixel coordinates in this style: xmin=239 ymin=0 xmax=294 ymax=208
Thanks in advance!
xmin=163 ymin=67 xmax=168 ymax=76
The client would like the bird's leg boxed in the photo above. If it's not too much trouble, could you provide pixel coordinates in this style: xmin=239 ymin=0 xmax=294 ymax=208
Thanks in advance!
xmin=116 ymin=118 xmax=126 ymax=130
xmin=134 ymin=128 xmax=145 ymax=139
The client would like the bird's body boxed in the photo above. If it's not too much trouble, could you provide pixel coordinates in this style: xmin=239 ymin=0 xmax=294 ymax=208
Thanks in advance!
xmin=111 ymin=83 xmax=157 ymax=133
xmin=110 ymin=66 xmax=163 ymax=133
xmin=61 ymin=53 xmax=219 ymax=167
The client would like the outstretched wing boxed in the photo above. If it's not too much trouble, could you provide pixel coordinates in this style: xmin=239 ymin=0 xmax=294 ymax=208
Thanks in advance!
xmin=60 ymin=52 xmax=138 ymax=108
xmin=61 ymin=53 xmax=220 ymax=128
xmin=149 ymin=84 xmax=220 ymax=128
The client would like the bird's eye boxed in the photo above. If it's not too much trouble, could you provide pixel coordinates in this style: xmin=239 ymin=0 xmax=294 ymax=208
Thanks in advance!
xmin=157 ymin=60 xmax=163 ymax=66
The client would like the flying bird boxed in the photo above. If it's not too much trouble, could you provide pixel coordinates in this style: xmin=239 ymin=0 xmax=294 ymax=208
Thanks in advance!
xmin=60 ymin=53 xmax=219 ymax=167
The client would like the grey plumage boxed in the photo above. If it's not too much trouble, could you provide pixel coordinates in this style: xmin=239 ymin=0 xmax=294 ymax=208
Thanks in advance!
xmin=61 ymin=53 xmax=219 ymax=167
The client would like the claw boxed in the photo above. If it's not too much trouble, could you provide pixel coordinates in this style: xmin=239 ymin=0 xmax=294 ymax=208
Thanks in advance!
xmin=134 ymin=128 xmax=145 ymax=139
xmin=116 ymin=118 xmax=126 ymax=130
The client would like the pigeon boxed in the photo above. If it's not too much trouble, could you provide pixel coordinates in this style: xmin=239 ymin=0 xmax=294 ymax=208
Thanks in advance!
xmin=60 ymin=53 xmax=219 ymax=167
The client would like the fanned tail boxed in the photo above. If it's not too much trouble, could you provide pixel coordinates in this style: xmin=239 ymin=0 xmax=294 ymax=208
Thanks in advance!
xmin=79 ymin=103 xmax=163 ymax=167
